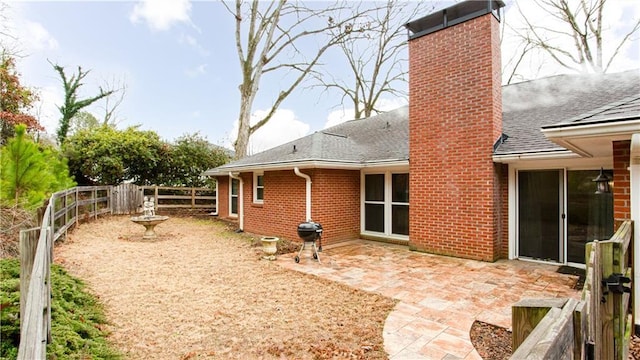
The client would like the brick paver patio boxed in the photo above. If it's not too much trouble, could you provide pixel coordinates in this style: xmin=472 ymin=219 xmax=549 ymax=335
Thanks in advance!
xmin=276 ymin=240 xmax=581 ymax=360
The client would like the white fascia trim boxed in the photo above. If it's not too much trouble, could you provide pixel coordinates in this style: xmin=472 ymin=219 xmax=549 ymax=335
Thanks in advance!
xmin=542 ymin=120 xmax=640 ymax=157
xmin=493 ymin=150 xmax=578 ymax=163
xmin=204 ymin=159 xmax=409 ymax=175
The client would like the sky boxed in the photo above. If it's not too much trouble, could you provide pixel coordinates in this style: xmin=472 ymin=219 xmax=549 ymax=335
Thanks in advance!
xmin=3 ymin=0 xmax=639 ymax=154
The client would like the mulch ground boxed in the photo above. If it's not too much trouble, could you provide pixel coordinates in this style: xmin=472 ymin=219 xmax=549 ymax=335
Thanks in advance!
xmin=48 ymin=215 xmax=640 ymax=359
xmin=471 ymin=319 xmax=640 ymax=359
xmin=54 ymin=216 xmax=396 ymax=359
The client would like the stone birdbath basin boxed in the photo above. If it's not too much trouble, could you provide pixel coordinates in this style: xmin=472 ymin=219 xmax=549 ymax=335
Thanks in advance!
xmin=131 ymin=196 xmax=168 ymax=239
xmin=130 ymin=215 xmax=169 ymax=239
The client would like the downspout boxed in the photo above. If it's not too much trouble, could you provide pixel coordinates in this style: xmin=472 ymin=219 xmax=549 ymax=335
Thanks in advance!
xmin=211 ymin=178 xmax=219 ymax=216
xmin=294 ymin=167 xmax=312 ymax=221
xmin=229 ymin=172 xmax=243 ymax=231
xmin=631 ymin=134 xmax=640 ymax=331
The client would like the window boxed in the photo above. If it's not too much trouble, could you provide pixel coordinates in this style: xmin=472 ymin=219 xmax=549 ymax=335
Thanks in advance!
xmin=253 ymin=172 xmax=264 ymax=204
xmin=364 ymin=174 xmax=385 ymax=232
xmin=363 ymin=171 xmax=409 ymax=237
xmin=391 ymin=173 xmax=409 ymax=235
xmin=229 ymin=178 xmax=239 ymax=216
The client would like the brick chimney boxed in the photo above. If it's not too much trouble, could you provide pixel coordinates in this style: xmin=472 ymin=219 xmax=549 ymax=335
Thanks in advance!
xmin=406 ymin=0 xmax=505 ymax=261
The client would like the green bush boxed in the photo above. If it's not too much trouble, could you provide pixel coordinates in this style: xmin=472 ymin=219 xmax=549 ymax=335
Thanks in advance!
xmin=0 ymin=259 xmax=120 ymax=359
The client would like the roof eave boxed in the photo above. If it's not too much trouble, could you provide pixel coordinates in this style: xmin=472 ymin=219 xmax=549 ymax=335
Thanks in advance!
xmin=203 ymin=158 xmax=409 ymax=176
xmin=493 ymin=149 xmax=578 ymax=163
xmin=541 ymin=119 xmax=640 ymax=157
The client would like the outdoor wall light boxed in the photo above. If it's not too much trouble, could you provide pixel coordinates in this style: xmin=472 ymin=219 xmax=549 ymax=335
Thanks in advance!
xmin=593 ymin=167 xmax=611 ymax=194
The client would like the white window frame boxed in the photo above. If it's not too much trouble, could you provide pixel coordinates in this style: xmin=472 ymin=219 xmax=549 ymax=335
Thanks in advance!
xmin=360 ymin=167 xmax=409 ymax=240
xmin=253 ymin=172 xmax=264 ymax=204
xmin=229 ymin=177 xmax=239 ymax=217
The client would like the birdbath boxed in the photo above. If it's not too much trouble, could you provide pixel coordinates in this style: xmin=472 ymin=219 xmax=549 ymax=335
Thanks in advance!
xmin=131 ymin=215 xmax=169 ymax=239
xmin=130 ymin=196 xmax=168 ymax=239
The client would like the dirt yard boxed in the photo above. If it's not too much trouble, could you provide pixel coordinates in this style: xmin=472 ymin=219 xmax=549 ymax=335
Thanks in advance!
xmin=54 ymin=216 xmax=396 ymax=359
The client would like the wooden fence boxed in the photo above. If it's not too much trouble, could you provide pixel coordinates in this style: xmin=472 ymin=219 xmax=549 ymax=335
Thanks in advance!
xmin=17 ymin=184 xmax=216 ymax=359
xmin=112 ymin=184 xmax=216 ymax=215
xmin=511 ymin=220 xmax=634 ymax=359
xmin=17 ymin=186 xmax=110 ymax=359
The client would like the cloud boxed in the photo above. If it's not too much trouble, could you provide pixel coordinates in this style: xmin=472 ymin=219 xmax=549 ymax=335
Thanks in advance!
xmin=324 ymin=97 xmax=408 ymax=129
xmin=129 ymin=0 xmax=192 ymax=31
xmin=179 ymin=33 xmax=210 ymax=56
xmin=185 ymin=63 xmax=207 ymax=78
xmin=227 ymin=109 xmax=311 ymax=155
xmin=22 ymin=20 xmax=59 ymax=51
xmin=0 ymin=4 xmax=58 ymax=53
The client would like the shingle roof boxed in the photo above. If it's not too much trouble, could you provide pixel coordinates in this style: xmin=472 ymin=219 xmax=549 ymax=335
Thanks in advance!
xmin=542 ymin=94 xmax=640 ymax=129
xmin=496 ymin=70 xmax=640 ymax=155
xmin=205 ymin=106 xmax=409 ymax=174
xmin=205 ymin=70 xmax=639 ymax=174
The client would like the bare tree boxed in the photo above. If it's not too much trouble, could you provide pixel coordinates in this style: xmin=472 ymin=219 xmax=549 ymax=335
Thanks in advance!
xmin=100 ymin=76 xmax=127 ymax=126
xmin=505 ymin=0 xmax=640 ymax=83
xmin=315 ymin=1 xmax=427 ymax=120
xmin=0 ymin=1 xmax=18 ymax=56
xmin=222 ymin=0 xmax=372 ymax=159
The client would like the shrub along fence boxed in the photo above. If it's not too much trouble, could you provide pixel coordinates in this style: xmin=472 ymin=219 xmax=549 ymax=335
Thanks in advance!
xmin=511 ymin=220 xmax=634 ymax=360
xmin=17 ymin=184 xmax=216 ymax=359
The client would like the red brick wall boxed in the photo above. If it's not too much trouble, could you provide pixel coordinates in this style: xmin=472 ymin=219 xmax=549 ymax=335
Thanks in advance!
xmin=216 ymin=176 xmax=230 ymax=218
xmin=216 ymin=169 xmax=360 ymax=245
xmin=613 ymin=140 xmax=631 ymax=227
xmin=243 ymin=170 xmax=306 ymax=241
xmin=309 ymin=169 xmax=360 ymax=243
xmin=497 ymin=163 xmax=509 ymax=259
xmin=408 ymin=13 xmax=503 ymax=261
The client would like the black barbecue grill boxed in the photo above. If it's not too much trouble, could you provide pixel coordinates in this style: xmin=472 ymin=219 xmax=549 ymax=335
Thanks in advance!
xmin=295 ymin=221 xmax=322 ymax=263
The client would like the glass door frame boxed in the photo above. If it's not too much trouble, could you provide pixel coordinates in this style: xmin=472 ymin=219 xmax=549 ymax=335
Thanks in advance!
xmin=513 ymin=165 xmax=614 ymax=268
xmin=516 ymin=168 xmax=565 ymax=264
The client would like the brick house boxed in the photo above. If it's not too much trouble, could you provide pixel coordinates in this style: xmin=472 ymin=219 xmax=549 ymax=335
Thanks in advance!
xmin=204 ymin=0 xmax=639 ymax=267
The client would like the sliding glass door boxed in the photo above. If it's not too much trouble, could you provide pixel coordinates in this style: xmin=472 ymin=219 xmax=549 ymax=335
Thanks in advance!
xmin=518 ymin=170 xmax=562 ymax=262
xmin=517 ymin=168 xmax=614 ymax=264
xmin=566 ymin=170 xmax=614 ymax=264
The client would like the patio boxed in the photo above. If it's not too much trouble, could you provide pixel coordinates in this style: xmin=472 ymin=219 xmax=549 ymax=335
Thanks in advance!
xmin=276 ymin=240 xmax=581 ymax=360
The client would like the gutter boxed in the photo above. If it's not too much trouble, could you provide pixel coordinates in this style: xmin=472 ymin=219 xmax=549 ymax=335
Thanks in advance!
xmin=492 ymin=150 xmax=578 ymax=163
xmin=203 ymin=159 xmax=409 ymax=176
xmin=294 ymin=167 xmax=312 ymax=221
xmin=228 ymin=172 xmax=243 ymax=231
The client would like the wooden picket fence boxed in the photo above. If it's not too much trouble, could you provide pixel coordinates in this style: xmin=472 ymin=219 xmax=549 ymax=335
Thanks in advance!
xmin=511 ymin=220 xmax=634 ymax=359
xmin=17 ymin=184 xmax=216 ymax=359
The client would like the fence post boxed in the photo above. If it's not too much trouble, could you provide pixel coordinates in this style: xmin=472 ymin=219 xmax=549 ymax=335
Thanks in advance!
xmin=19 ymin=228 xmax=39 ymax=334
xmin=75 ymin=188 xmax=79 ymax=227
xmin=49 ymin=199 xmax=55 ymax=243
xmin=46 ymin=226 xmax=52 ymax=343
xmin=512 ymin=298 xmax=569 ymax=351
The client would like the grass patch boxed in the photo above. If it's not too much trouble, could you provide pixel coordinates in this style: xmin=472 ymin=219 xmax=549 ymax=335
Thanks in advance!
xmin=0 ymin=258 xmax=120 ymax=360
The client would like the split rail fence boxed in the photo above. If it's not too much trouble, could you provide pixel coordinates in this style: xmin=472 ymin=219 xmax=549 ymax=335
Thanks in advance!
xmin=112 ymin=184 xmax=217 ymax=215
xmin=17 ymin=184 xmax=216 ymax=359
xmin=511 ymin=220 xmax=634 ymax=360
